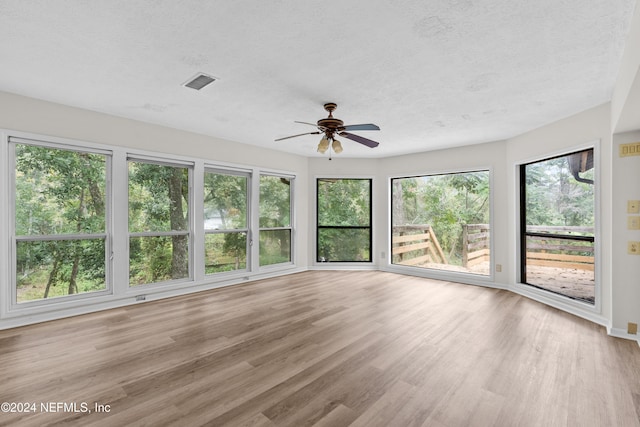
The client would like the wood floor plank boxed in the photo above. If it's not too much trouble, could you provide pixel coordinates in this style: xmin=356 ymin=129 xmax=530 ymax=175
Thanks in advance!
xmin=0 ymin=270 xmax=638 ymax=426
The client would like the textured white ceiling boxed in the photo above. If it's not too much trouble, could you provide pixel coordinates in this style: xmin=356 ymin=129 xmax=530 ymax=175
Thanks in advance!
xmin=0 ymin=0 xmax=636 ymax=158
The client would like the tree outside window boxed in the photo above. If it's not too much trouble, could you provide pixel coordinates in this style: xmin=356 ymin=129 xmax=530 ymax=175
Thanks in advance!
xmin=128 ymin=160 xmax=190 ymax=285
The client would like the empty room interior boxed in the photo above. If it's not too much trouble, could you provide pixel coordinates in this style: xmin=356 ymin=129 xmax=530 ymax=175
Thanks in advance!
xmin=1 ymin=1 xmax=640 ymax=426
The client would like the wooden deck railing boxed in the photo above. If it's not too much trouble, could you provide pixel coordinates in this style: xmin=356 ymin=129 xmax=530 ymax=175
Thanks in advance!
xmin=525 ymin=226 xmax=594 ymax=271
xmin=393 ymin=224 xmax=593 ymax=272
xmin=391 ymin=225 xmax=447 ymax=266
xmin=462 ymin=224 xmax=490 ymax=268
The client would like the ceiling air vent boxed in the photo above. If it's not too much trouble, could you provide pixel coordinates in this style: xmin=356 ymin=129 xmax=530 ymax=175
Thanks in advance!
xmin=183 ymin=73 xmax=217 ymax=90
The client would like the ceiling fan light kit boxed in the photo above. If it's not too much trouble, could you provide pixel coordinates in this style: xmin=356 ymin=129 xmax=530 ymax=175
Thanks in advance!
xmin=276 ymin=103 xmax=381 ymax=158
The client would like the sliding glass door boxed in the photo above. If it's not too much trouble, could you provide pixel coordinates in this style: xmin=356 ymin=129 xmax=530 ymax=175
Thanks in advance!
xmin=520 ymin=148 xmax=596 ymax=304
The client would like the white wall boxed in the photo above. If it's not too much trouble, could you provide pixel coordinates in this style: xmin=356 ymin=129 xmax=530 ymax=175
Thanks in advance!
xmin=612 ymin=1 xmax=640 ymax=132
xmin=378 ymin=140 xmax=509 ymax=286
xmin=506 ymin=104 xmax=613 ymax=326
xmin=307 ymin=157 xmax=381 ymax=268
xmin=612 ymin=130 xmax=640 ymax=336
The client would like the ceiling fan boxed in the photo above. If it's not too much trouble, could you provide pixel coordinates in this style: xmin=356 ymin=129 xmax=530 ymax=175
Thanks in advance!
xmin=275 ymin=103 xmax=381 ymax=156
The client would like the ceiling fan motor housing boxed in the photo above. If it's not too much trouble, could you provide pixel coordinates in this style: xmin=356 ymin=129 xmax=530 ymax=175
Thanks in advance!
xmin=318 ymin=102 xmax=343 ymax=132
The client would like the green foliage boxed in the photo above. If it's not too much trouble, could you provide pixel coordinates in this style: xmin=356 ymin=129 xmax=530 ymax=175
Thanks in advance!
xmin=259 ymin=176 xmax=290 ymax=228
xmin=15 ymin=144 xmax=107 ymax=302
xmin=317 ymin=179 xmax=370 ymax=227
xmin=128 ymin=161 xmax=189 ymax=284
xmin=525 ymin=154 xmax=594 ymax=229
xmin=204 ymin=232 xmax=247 ymax=274
xmin=204 ymin=172 xmax=247 ymax=229
xmin=259 ymin=229 xmax=291 ymax=266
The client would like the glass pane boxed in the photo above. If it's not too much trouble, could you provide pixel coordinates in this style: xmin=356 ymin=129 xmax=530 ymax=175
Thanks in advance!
xmin=259 ymin=175 xmax=291 ymax=228
xmin=15 ymin=144 xmax=106 ymax=235
xmin=129 ymin=235 xmax=189 ymax=285
xmin=205 ymin=232 xmax=247 ymax=274
xmin=524 ymin=235 xmax=595 ymax=303
xmin=317 ymin=179 xmax=371 ymax=226
xmin=525 ymin=149 xmax=594 ymax=234
xmin=204 ymin=172 xmax=247 ymax=230
xmin=16 ymin=239 xmax=106 ymax=303
xmin=318 ymin=228 xmax=371 ymax=262
xmin=391 ymin=172 xmax=490 ymax=275
xmin=129 ymin=161 xmax=189 ymax=233
xmin=260 ymin=229 xmax=291 ymax=266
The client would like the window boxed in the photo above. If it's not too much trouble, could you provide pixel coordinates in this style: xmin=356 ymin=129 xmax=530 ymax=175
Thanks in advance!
xmin=203 ymin=169 xmax=249 ymax=274
xmin=11 ymin=140 xmax=110 ymax=303
xmin=259 ymin=174 xmax=292 ymax=266
xmin=317 ymin=178 xmax=372 ymax=262
xmin=391 ymin=171 xmax=490 ymax=275
xmin=520 ymin=148 xmax=595 ymax=304
xmin=128 ymin=159 xmax=191 ymax=285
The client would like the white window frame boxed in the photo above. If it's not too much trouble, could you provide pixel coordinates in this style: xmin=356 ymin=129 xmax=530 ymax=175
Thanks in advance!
xmin=8 ymin=136 xmax=113 ymax=308
xmin=258 ymin=172 xmax=295 ymax=269
xmin=203 ymin=167 xmax=251 ymax=276
xmin=388 ymin=167 xmax=494 ymax=284
xmin=127 ymin=155 xmax=194 ymax=288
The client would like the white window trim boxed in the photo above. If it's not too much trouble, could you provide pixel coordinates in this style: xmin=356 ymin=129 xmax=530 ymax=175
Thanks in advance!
xmin=386 ymin=167 xmax=495 ymax=285
xmin=258 ymin=173 xmax=295 ymax=270
xmin=203 ymin=168 xmax=251 ymax=277
xmin=1 ymin=129 xmax=299 ymax=321
xmin=127 ymin=157 xmax=194 ymax=287
xmin=8 ymin=137 xmax=114 ymax=310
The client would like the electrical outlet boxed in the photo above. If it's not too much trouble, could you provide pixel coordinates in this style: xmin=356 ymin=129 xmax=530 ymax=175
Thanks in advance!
xmin=628 ymin=322 xmax=638 ymax=335
xmin=628 ymin=200 xmax=640 ymax=214
xmin=628 ymin=216 xmax=640 ymax=230
xmin=628 ymin=241 xmax=640 ymax=255
xmin=381 ymin=251 xmax=386 ymax=259
xmin=495 ymin=264 xmax=502 ymax=272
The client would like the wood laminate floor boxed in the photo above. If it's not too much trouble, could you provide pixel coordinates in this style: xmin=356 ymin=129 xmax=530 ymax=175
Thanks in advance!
xmin=0 ymin=271 xmax=639 ymax=426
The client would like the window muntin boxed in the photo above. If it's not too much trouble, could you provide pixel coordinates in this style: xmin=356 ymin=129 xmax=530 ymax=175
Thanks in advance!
xmin=391 ymin=171 xmax=490 ymax=275
xmin=128 ymin=159 xmax=191 ymax=285
xmin=259 ymin=175 xmax=292 ymax=266
xmin=203 ymin=170 xmax=249 ymax=274
xmin=12 ymin=142 xmax=109 ymax=303
xmin=317 ymin=178 xmax=372 ymax=262
xmin=520 ymin=148 xmax=595 ymax=304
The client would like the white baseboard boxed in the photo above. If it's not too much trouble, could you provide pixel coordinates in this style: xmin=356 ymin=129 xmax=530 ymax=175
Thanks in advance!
xmin=509 ymin=283 xmax=609 ymax=327
xmin=608 ymin=327 xmax=640 ymax=346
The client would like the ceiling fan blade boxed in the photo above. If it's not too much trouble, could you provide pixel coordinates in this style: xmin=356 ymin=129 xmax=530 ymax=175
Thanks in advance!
xmin=275 ymin=131 xmax=320 ymax=141
xmin=342 ymin=123 xmax=380 ymax=131
xmin=339 ymin=132 xmax=380 ymax=148
xmin=294 ymin=121 xmax=319 ymax=128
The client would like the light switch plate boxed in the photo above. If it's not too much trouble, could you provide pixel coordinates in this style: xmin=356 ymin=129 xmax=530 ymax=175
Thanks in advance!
xmin=629 ymin=216 xmax=640 ymax=230
xmin=628 ymin=200 xmax=640 ymax=214
xmin=628 ymin=241 xmax=640 ymax=255
xmin=620 ymin=142 xmax=640 ymax=157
